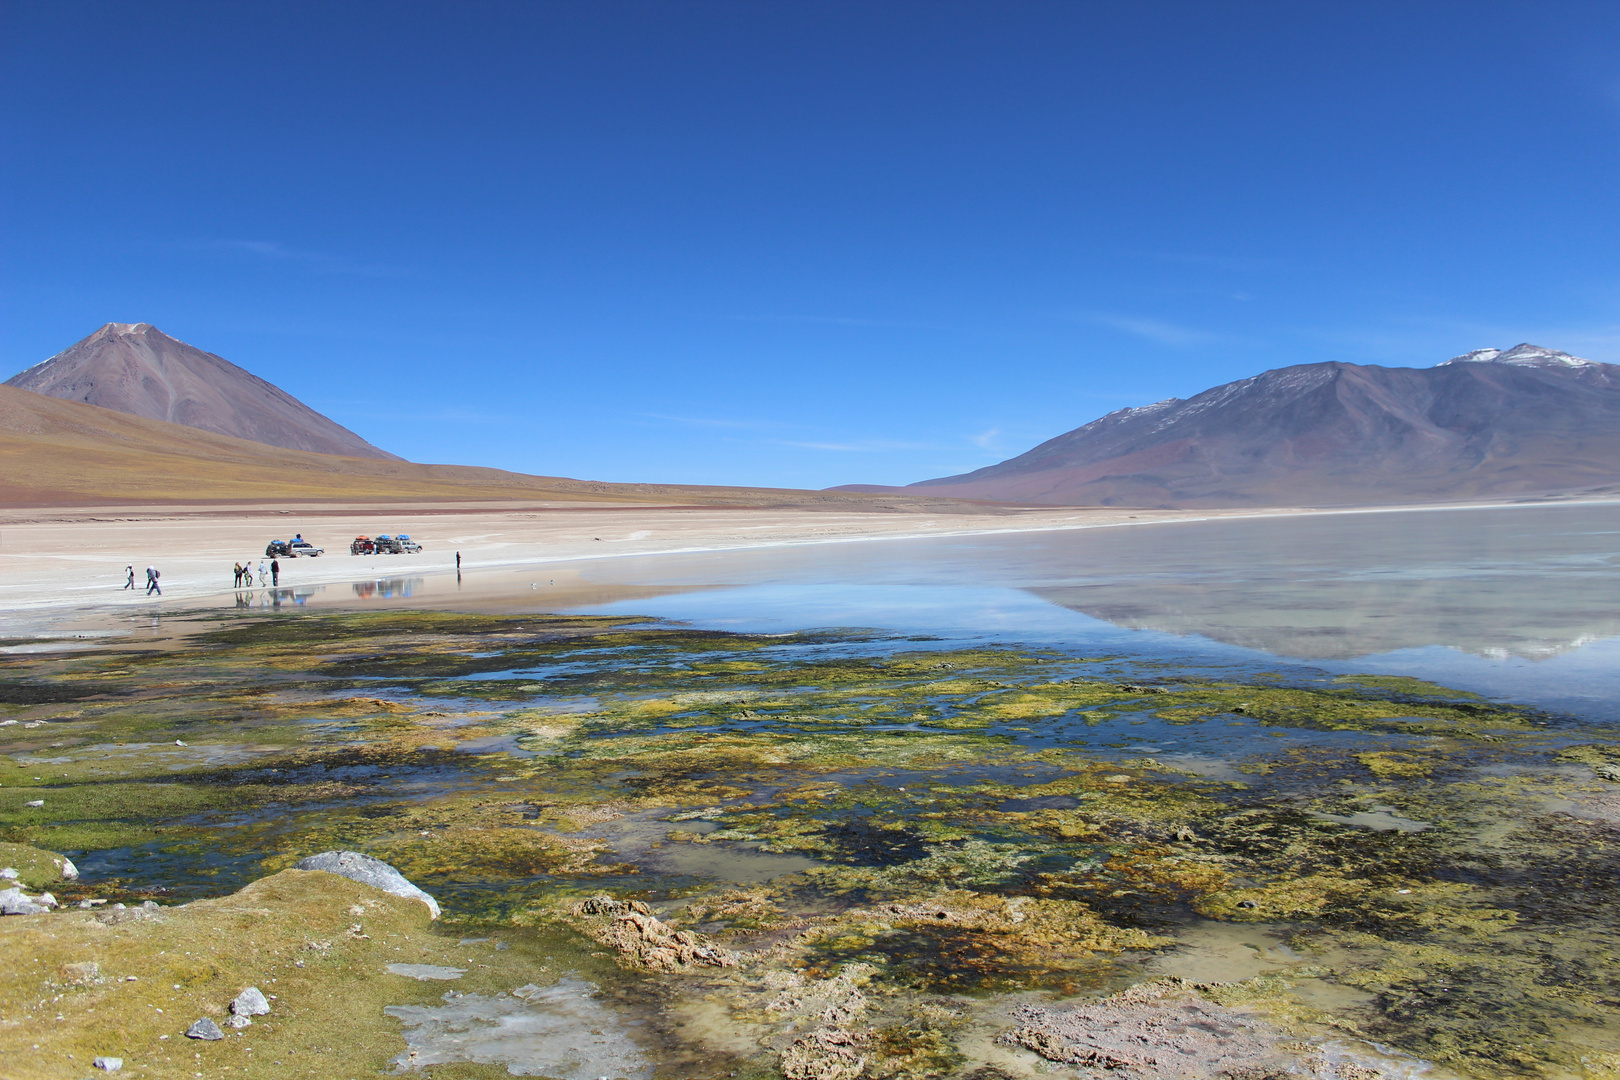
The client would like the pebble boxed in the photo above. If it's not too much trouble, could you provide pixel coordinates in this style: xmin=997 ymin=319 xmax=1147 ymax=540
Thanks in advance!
xmin=93 ymin=1056 xmax=123 ymax=1072
xmin=185 ymin=1018 xmax=225 ymax=1041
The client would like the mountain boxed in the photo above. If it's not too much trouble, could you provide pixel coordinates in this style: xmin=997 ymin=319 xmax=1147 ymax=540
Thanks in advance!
xmin=4 ymin=323 xmax=400 ymax=460
xmin=851 ymin=344 xmax=1620 ymax=508
xmin=0 ymin=383 xmax=998 ymax=510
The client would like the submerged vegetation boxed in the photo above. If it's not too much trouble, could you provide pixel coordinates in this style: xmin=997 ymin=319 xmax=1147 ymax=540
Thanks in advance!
xmin=2 ymin=608 xmax=1618 ymax=1078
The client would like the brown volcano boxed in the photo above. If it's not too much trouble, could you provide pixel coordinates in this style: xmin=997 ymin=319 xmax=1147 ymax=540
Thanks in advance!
xmin=845 ymin=344 xmax=1620 ymax=508
xmin=4 ymin=323 xmax=399 ymax=460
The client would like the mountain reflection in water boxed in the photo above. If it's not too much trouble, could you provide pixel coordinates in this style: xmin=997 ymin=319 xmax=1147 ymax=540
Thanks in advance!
xmin=1023 ymin=504 xmax=1620 ymax=662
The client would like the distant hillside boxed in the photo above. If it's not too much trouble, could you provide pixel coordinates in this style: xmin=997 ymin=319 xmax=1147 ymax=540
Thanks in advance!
xmin=842 ymin=344 xmax=1620 ymax=508
xmin=0 ymin=384 xmax=995 ymax=511
xmin=4 ymin=323 xmax=400 ymax=460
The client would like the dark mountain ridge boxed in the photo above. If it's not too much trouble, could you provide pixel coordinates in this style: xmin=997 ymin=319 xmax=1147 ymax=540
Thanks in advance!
xmin=846 ymin=345 xmax=1620 ymax=507
xmin=4 ymin=323 xmax=399 ymax=460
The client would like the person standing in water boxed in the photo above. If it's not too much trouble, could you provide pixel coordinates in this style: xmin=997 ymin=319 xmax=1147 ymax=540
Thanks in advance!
xmin=456 ymin=551 xmax=461 ymax=570
xmin=145 ymin=566 xmax=161 ymax=595
xmin=123 ymin=565 xmax=135 ymax=589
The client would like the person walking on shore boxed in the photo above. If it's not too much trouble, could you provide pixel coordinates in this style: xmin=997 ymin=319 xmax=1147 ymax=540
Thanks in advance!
xmin=123 ymin=565 xmax=135 ymax=589
xmin=270 ymin=558 xmax=280 ymax=586
xmin=257 ymin=560 xmax=267 ymax=587
xmin=145 ymin=566 xmax=161 ymax=595
xmin=233 ymin=562 xmax=243 ymax=588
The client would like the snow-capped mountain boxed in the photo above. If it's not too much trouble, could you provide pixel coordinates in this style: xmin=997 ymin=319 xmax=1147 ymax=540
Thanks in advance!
xmin=840 ymin=344 xmax=1620 ymax=508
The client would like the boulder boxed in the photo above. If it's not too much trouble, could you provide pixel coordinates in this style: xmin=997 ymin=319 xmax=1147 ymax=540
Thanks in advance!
xmin=0 ymin=887 xmax=49 ymax=916
xmin=293 ymin=851 xmax=440 ymax=918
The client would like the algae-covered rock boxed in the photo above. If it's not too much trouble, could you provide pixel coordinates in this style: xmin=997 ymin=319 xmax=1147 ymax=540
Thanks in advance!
xmin=293 ymin=850 xmax=441 ymax=918
xmin=1001 ymin=978 xmax=1300 ymax=1077
xmin=566 ymin=894 xmax=738 ymax=972
xmin=0 ymin=842 xmax=78 ymax=890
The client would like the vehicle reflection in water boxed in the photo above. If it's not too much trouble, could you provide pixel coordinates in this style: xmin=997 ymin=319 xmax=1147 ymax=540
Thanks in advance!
xmin=233 ymin=586 xmax=325 ymax=609
xmin=353 ymin=577 xmax=425 ymax=600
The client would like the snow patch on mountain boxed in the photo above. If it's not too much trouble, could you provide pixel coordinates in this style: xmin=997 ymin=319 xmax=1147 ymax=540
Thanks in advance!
xmin=1439 ymin=343 xmax=1598 ymax=369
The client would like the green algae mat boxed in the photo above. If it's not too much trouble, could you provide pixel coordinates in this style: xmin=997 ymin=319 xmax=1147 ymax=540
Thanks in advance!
xmin=2 ymin=609 xmax=1619 ymax=1079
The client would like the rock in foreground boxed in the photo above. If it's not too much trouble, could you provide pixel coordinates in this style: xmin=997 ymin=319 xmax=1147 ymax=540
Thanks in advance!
xmin=294 ymin=850 xmax=441 ymax=918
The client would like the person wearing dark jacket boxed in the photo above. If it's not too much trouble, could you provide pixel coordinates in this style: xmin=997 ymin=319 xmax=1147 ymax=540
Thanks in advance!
xmin=271 ymin=559 xmax=280 ymax=586
xmin=145 ymin=566 xmax=161 ymax=595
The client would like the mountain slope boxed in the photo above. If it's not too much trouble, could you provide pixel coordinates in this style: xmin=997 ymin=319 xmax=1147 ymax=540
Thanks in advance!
xmin=0 ymin=385 xmax=995 ymax=510
xmin=856 ymin=345 xmax=1620 ymax=508
xmin=4 ymin=323 xmax=400 ymax=460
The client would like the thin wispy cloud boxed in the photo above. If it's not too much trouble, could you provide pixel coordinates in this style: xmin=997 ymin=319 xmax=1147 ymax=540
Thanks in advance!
xmin=772 ymin=438 xmax=944 ymax=453
xmin=185 ymin=239 xmax=405 ymax=278
xmin=725 ymin=313 xmax=949 ymax=331
xmin=970 ymin=426 xmax=1001 ymax=450
xmin=1118 ymin=249 xmax=1287 ymax=271
xmin=316 ymin=401 xmax=517 ymax=424
xmin=638 ymin=412 xmax=785 ymax=431
xmin=1084 ymin=313 xmax=1223 ymax=348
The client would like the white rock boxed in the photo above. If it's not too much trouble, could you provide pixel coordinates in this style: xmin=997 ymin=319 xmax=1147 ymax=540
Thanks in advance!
xmin=231 ymin=986 xmax=270 ymax=1016
xmin=24 ymin=800 xmax=43 ymax=808
xmin=0 ymin=868 xmax=16 ymax=879
xmin=0 ymin=887 xmax=48 ymax=915
xmin=93 ymin=1056 xmax=123 ymax=1071
xmin=294 ymin=851 xmax=440 ymax=918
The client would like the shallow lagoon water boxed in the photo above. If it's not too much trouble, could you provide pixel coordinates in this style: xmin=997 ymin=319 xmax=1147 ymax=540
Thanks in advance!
xmin=227 ymin=501 xmax=1620 ymax=721
xmin=5 ymin=503 xmax=1620 ymax=1079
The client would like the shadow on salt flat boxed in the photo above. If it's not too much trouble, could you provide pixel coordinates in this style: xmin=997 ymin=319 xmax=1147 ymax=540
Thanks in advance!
xmin=385 ymin=978 xmax=652 ymax=1079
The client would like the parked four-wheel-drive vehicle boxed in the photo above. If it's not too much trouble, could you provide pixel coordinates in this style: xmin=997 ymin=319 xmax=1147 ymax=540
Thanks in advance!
xmin=374 ymin=535 xmax=404 ymax=554
xmin=269 ymin=534 xmax=323 ymax=557
xmin=396 ymin=534 xmax=423 ymax=553
xmin=351 ymin=536 xmax=376 ymax=555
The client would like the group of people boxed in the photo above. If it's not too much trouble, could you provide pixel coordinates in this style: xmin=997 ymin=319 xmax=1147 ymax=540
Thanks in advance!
xmin=119 ymin=557 xmax=289 ymax=597
xmin=122 ymin=564 xmax=161 ymax=595
xmin=233 ymin=559 xmax=279 ymax=588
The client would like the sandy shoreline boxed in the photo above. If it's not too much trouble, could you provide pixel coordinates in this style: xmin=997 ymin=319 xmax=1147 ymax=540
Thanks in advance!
xmin=0 ymin=501 xmax=1219 ymax=621
xmin=2 ymin=496 xmax=1605 ymax=632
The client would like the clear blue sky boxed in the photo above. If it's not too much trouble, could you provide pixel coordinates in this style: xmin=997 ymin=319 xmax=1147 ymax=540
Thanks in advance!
xmin=4 ymin=1 xmax=1619 ymax=487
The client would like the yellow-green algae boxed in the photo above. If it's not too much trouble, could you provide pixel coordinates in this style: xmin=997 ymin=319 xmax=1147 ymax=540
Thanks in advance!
xmin=1 ymin=608 xmax=1617 ymax=1077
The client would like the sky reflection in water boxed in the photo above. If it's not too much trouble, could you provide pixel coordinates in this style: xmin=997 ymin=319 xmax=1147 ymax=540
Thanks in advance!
xmin=315 ymin=503 xmax=1620 ymax=722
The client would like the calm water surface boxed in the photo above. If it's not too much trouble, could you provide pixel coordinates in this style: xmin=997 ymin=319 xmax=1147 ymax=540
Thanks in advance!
xmin=283 ymin=502 xmax=1620 ymax=722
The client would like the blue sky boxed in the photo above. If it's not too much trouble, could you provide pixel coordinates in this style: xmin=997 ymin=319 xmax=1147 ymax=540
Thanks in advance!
xmin=4 ymin=1 xmax=1619 ymax=487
